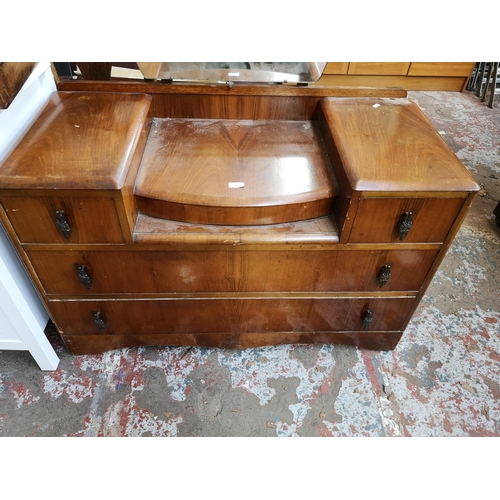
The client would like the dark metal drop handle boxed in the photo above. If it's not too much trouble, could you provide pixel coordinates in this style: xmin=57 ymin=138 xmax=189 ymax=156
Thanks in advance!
xmin=77 ymin=265 xmax=92 ymax=289
xmin=362 ymin=310 xmax=373 ymax=330
xmin=55 ymin=210 xmax=71 ymax=240
xmin=398 ymin=212 xmax=413 ymax=241
xmin=93 ymin=311 xmax=106 ymax=331
xmin=378 ymin=264 xmax=391 ymax=288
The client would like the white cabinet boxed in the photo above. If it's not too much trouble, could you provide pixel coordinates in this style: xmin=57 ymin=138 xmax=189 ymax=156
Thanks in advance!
xmin=0 ymin=62 xmax=59 ymax=370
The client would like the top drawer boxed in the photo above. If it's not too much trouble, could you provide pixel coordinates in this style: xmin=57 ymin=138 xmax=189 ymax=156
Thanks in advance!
xmin=348 ymin=197 xmax=465 ymax=244
xmin=1 ymin=196 xmax=125 ymax=244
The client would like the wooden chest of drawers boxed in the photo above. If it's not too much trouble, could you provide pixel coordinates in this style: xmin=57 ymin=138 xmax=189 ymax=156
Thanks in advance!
xmin=0 ymin=89 xmax=479 ymax=355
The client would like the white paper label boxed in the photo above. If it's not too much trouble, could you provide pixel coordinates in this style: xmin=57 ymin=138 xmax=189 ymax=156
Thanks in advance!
xmin=228 ymin=182 xmax=245 ymax=188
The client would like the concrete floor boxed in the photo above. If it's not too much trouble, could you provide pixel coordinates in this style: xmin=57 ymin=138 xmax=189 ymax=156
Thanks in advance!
xmin=0 ymin=89 xmax=499 ymax=437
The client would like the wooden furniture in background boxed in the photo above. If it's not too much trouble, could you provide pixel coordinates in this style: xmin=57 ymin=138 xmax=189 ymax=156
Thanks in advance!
xmin=0 ymin=84 xmax=479 ymax=355
xmin=0 ymin=62 xmax=35 ymax=108
xmin=62 ymin=62 xmax=475 ymax=92
xmin=76 ymin=62 xmax=112 ymax=81
xmin=316 ymin=62 xmax=476 ymax=91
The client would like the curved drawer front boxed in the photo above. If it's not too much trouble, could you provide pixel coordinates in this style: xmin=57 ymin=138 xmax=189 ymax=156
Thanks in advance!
xmin=349 ymin=197 xmax=465 ymax=244
xmin=29 ymin=249 xmax=438 ymax=295
xmin=49 ymin=297 xmax=415 ymax=336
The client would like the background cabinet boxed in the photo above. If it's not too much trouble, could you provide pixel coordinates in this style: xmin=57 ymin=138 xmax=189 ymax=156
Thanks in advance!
xmin=316 ymin=62 xmax=475 ymax=91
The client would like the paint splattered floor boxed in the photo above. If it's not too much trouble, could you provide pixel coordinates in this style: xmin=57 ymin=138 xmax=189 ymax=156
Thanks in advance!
xmin=1 ymin=90 xmax=499 ymax=437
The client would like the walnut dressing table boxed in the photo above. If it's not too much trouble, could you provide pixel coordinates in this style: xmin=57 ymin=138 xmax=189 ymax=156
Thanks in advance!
xmin=0 ymin=84 xmax=479 ymax=355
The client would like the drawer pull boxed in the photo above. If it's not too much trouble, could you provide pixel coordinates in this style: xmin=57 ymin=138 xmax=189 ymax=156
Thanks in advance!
xmin=362 ymin=310 xmax=373 ymax=330
xmin=398 ymin=212 xmax=413 ymax=241
xmin=77 ymin=265 xmax=92 ymax=289
xmin=93 ymin=311 xmax=106 ymax=331
xmin=55 ymin=210 xmax=71 ymax=240
xmin=378 ymin=264 xmax=392 ymax=288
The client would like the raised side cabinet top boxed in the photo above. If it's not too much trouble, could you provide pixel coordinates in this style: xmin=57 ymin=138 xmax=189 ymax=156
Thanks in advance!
xmin=320 ymin=97 xmax=480 ymax=194
xmin=0 ymin=92 xmax=152 ymax=190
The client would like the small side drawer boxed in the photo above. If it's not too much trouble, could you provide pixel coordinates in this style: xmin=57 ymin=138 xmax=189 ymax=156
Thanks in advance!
xmin=1 ymin=196 xmax=125 ymax=244
xmin=48 ymin=297 xmax=416 ymax=336
xmin=348 ymin=197 xmax=465 ymax=244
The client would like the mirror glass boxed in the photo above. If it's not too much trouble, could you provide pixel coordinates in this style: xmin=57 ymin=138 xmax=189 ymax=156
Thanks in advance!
xmin=137 ymin=62 xmax=327 ymax=84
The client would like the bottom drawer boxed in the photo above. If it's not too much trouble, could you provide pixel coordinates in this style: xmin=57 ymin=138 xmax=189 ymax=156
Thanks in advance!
xmin=49 ymin=297 xmax=415 ymax=337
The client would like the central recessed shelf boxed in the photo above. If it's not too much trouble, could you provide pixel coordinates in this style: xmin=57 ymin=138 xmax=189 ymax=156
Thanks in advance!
xmin=134 ymin=118 xmax=338 ymax=225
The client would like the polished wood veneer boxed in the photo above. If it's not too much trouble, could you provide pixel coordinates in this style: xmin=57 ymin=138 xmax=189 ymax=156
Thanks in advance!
xmin=49 ymin=297 xmax=415 ymax=336
xmin=2 ymin=196 xmax=125 ymax=244
xmin=348 ymin=198 xmax=466 ymax=244
xmin=29 ymin=248 xmax=438 ymax=295
xmin=0 ymin=89 xmax=479 ymax=354
xmin=135 ymin=118 xmax=338 ymax=225
xmin=319 ymin=97 xmax=478 ymax=194
xmin=0 ymin=92 xmax=151 ymax=190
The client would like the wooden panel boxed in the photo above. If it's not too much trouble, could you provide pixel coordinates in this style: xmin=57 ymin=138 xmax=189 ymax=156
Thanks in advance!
xmin=313 ymin=75 xmax=467 ymax=92
xmin=1 ymin=196 xmax=124 ymax=244
xmin=397 ymin=192 xmax=478 ymax=334
xmin=135 ymin=118 xmax=338 ymax=225
xmin=137 ymin=196 xmax=336 ymax=227
xmin=149 ymin=94 xmax=320 ymax=121
xmin=28 ymin=249 xmax=438 ymax=295
xmin=76 ymin=62 xmax=112 ymax=80
xmin=408 ymin=62 xmax=475 ymax=77
xmin=323 ymin=63 xmax=349 ymax=75
xmin=349 ymin=198 xmax=465 ymax=243
xmin=56 ymin=80 xmax=408 ymax=99
xmin=49 ymin=297 xmax=415 ymax=336
xmin=134 ymin=214 xmax=340 ymax=246
xmin=239 ymin=250 xmax=436 ymax=293
xmin=348 ymin=63 xmax=410 ymax=75
xmin=114 ymin=116 xmax=152 ymax=242
xmin=0 ymin=62 xmax=35 ymax=108
xmin=0 ymin=92 xmax=151 ymax=190
xmin=64 ymin=331 xmax=403 ymax=354
xmin=320 ymin=97 xmax=480 ymax=193
xmin=52 ymin=83 xmax=406 ymax=120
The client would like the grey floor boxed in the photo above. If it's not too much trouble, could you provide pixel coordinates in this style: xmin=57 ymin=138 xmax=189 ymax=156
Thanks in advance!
xmin=0 ymin=89 xmax=499 ymax=440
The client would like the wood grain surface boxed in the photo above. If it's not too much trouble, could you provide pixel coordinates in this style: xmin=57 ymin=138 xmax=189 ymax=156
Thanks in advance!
xmin=348 ymin=197 xmax=466 ymax=244
xmin=1 ymin=195 xmax=125 ymax=243
xmin=314 ymin=75 xmax=469 ymax=92
xmin=29 ymin=248 xmax=438 ymax=295
xmin=134 ymin=213 xmax=340 ymax=246
xmin=0 ymin=92 xmax=151 ymax=190
xmin=0 ymin=62 xmax=35 ymax=108
xmin=407 ymin=62 xmax=475 ymax=77
xmin=56 ymin=80 xmax=408 ymax=98
xmin=48 ymin=297 xmax=415 ymax=336
xmin=348 ymin=63 xmax=411 ymax=76
xmin=0 ymin=88 xmax=477 ymax=355
xmin=135 ymin=118 xmax=338 ymax=225
xmin=320 ymin=97 xmax=480 ymax=193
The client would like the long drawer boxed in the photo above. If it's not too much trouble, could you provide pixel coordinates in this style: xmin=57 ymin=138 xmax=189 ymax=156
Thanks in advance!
xmin=48 ymin=296 xmax=416 ymax=336
xmin=29 ymin=249 xmax=439 ymax=294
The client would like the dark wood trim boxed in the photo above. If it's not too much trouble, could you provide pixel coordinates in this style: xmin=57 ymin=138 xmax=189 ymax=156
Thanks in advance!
xmin=56 ymin=80 xmax=408 ymax=98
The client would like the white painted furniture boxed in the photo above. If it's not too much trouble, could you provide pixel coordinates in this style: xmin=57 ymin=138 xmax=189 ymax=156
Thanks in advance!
xmin=0 ymin=62 xmax=59 ymax=370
